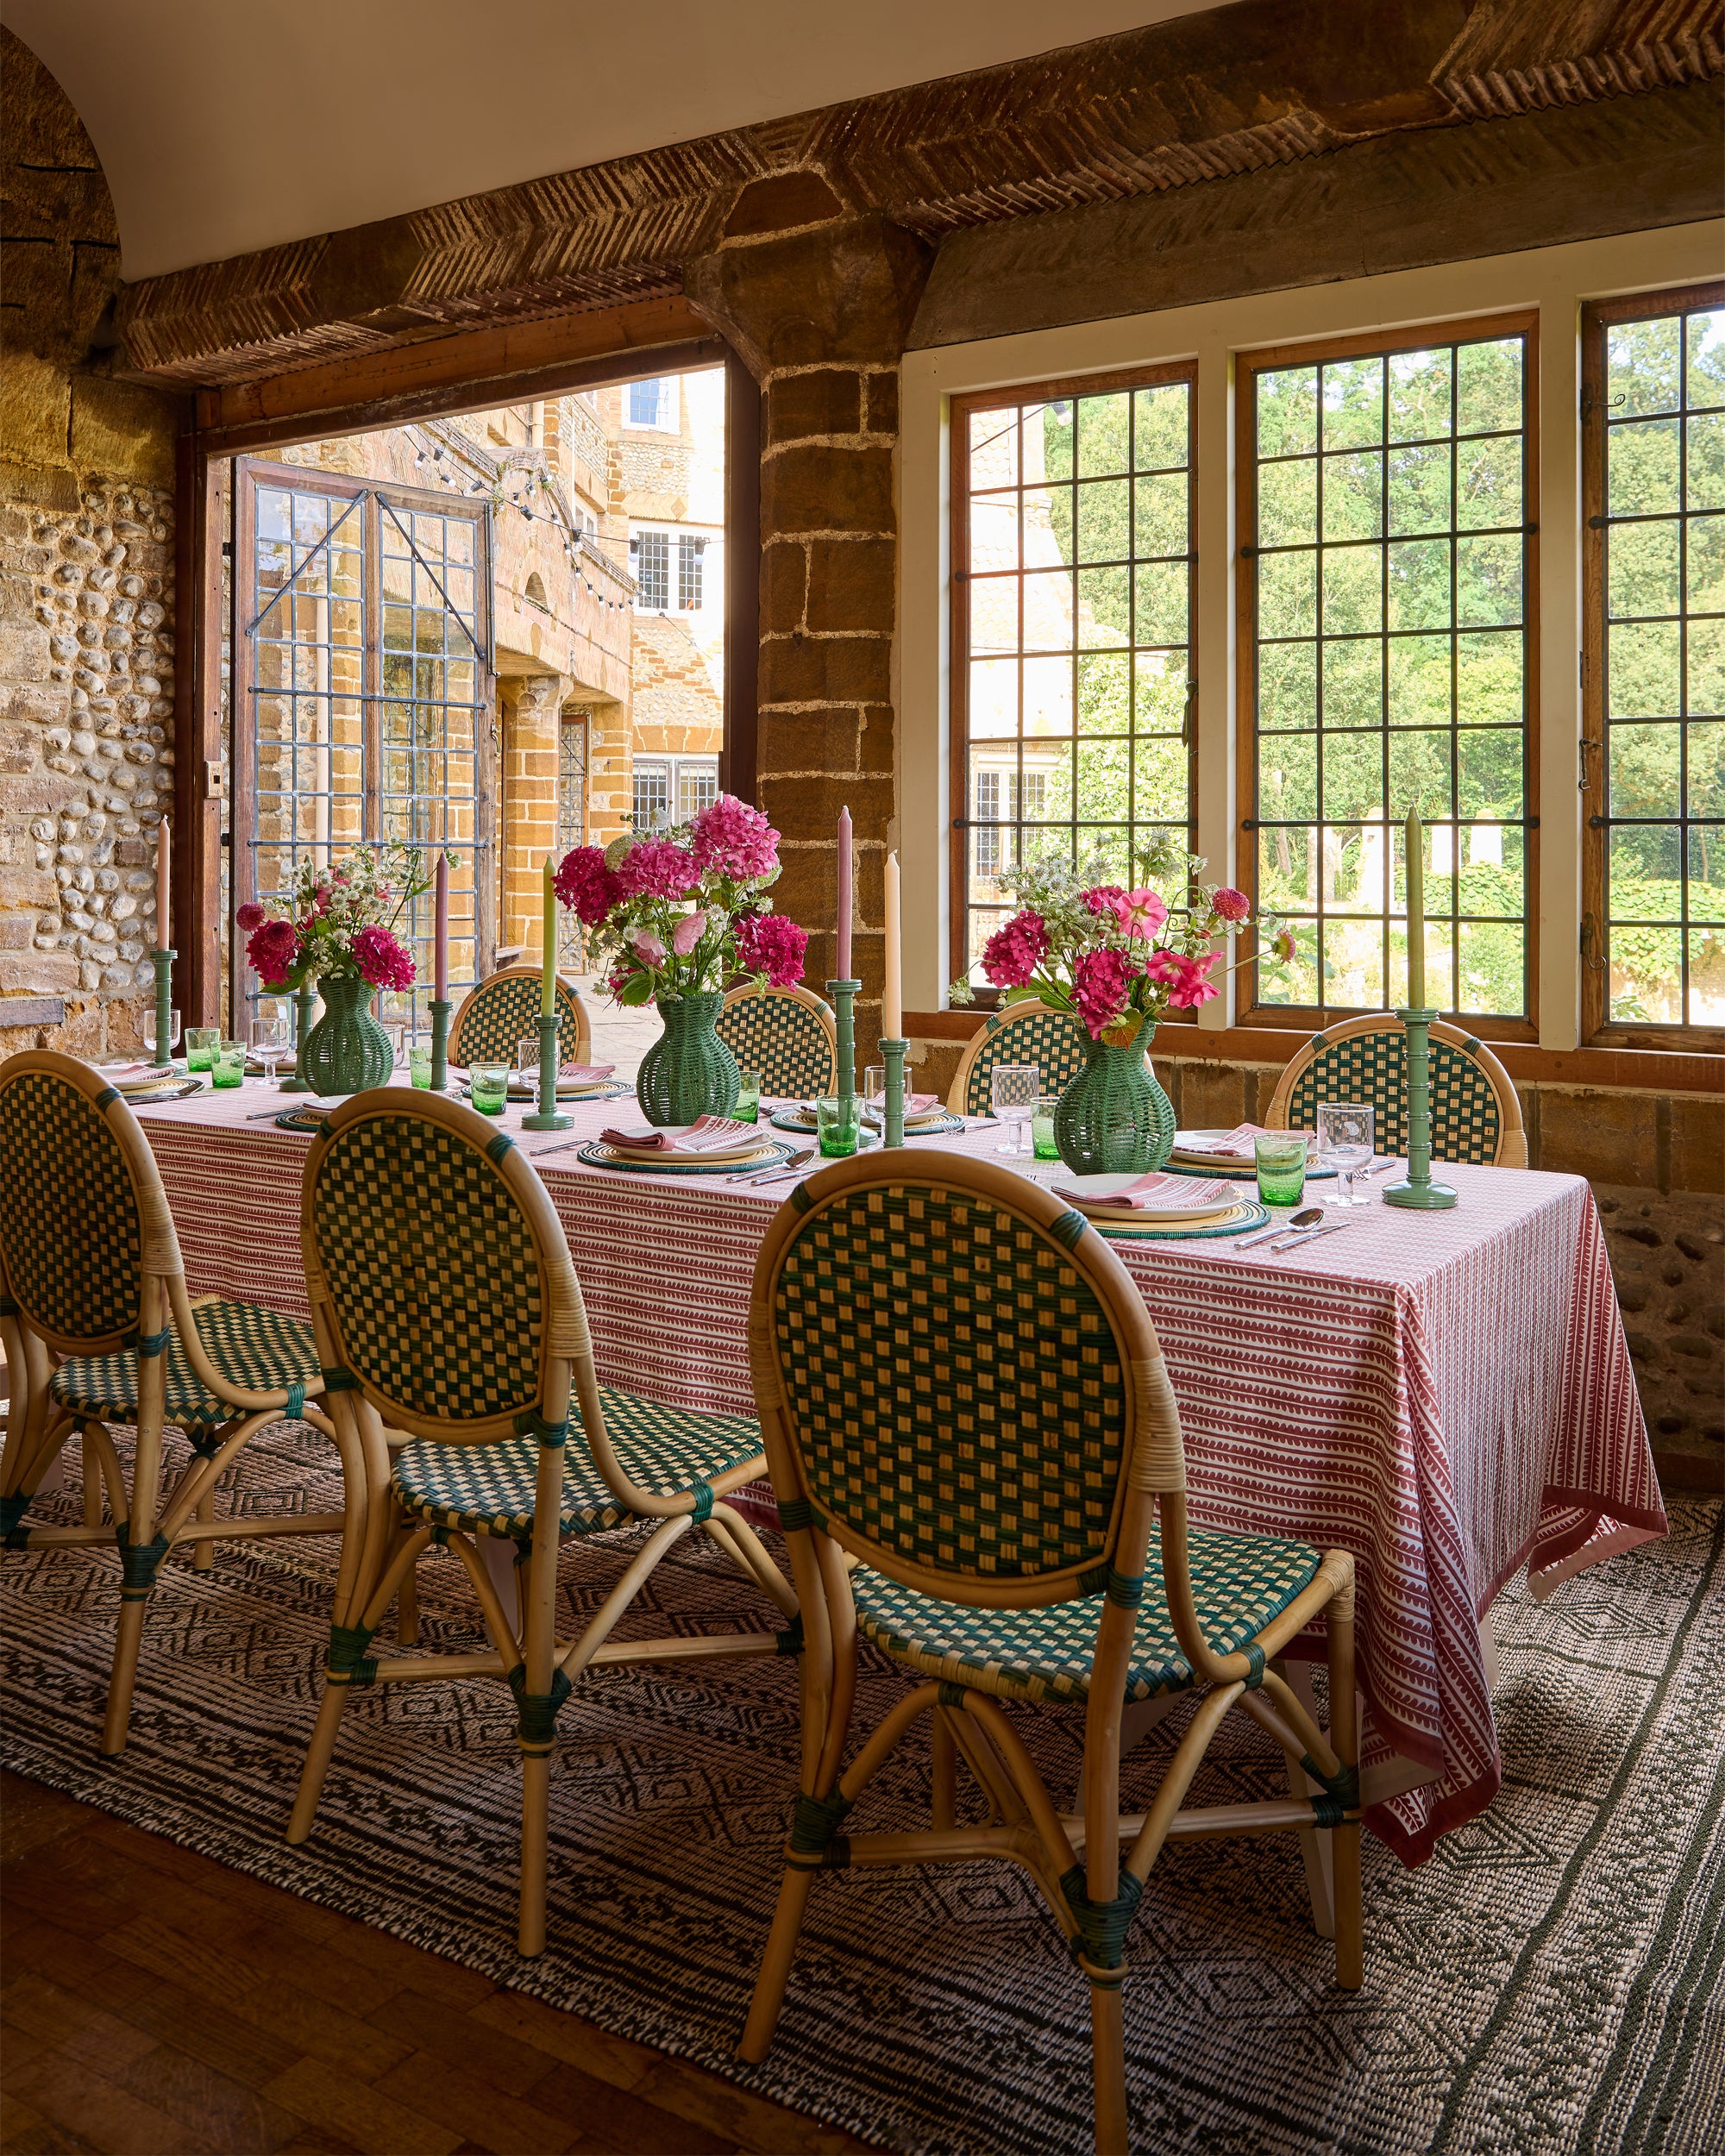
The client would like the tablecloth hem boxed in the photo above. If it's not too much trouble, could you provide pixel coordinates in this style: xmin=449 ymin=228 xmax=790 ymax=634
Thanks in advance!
xmin=1366 ymin=1759 xmax=1502 ymax=1869
xmin=1526 ymin=1487 xmax=1668 ymax=1600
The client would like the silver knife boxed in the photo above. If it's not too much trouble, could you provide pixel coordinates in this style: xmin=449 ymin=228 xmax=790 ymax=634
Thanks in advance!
xmin=731 ymin=1148 xmax=814 ymax=1185
xmin=1269 ymin=1219 xmax=1354 ymax=1254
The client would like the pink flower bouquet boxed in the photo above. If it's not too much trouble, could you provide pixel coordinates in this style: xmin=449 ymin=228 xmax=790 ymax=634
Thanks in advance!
xmin=242 ymin=844 xmax=430 ymax=994
xmin=555 ymin=794 xmax=808 ymax=1006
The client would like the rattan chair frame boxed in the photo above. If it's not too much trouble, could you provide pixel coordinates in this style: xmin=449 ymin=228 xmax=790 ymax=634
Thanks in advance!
xmin=738 ymin=1151 xmax=1361 ymax=2150
xmin=0 ymin=1050 xmax=335 ymax=1754
xmin=1264 ymin=1012 xmax=1527 ymax=1168
xmin=718 ymin=981 xmax=837 ymax=1100
xmin=944 ymin=998 xmax=1089 ymax=1118
xmin=287 ymin=1086 xmax=797 ymax=1956
xmin=448 ymin=964 xmax=593 ymax=1071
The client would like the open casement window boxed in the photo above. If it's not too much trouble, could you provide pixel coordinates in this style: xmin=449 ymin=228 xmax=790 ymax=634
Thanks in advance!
xmin=950 ymin=364 xmax=1199 ymax=994
xmin=1582 ymin=282 xmax=1725 ymax=1047
xmin=1235 ymin=314 xmax=1540 ymax=1037
xmin=231 ymin=461 xmax=496 ymax=1037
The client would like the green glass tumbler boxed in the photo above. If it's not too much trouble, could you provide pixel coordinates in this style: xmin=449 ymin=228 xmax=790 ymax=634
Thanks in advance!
xmin=469 ymin=1061 xmax=510 ymax=1116
xmin=816 ymin=1094 xmax=859 ymax=1157
xmin=734 ymin=1067 xmax=762 ymax=1123
xmin=409 ymin=1045 xmax=433 ymax=1089
xmin=1254 ymin=1132 xmax=1308 ymax=1207
xmin=1032 ymin=1096 xmax=1061 ymax=1160
xmin=210 ymin=1039 xmax=246 ymax=1089
xmin=185 ymin=1025 xmax=220 ymax=1072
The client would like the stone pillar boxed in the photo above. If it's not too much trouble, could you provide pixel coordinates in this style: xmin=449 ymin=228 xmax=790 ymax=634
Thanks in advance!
xmin=687 ymin=213 xmax=931 ymax=1032
xmin=499 ymin=671 xmax=567 ymax=962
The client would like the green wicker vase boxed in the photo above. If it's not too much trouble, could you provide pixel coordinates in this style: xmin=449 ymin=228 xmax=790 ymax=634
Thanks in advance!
xmin=1052 ymin=1016 xmax=1176 ymax=1175
xmin=637 ymin=992 xmax=740 ymax=1127
xmin=302 ymin=973 xmax=394 ymax=1097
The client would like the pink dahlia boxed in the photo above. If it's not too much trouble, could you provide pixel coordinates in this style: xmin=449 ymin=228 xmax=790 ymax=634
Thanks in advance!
xmin=735 ymin=911 xmax=809 ymax=988
xmin=554 ymin=845 xmax=622 ymax=929
xmin=613 ymin=837 xmax=698 ymax=903
xmin=1274 ymin=927 xmax=1298 ymax=964
xmin=980 ymin=910 xmax=1050 ymax=990
xmin=690 ymin=794 xmax=780 ymax=882
xmin=1071 ymin=946 xmax=1140 ymax=1038
xmin=351 ymin=925 xmax=416 ymax=993
xmin=235 ymin=901 xmax=265 ymax=932
xmin=1212 ymin=887 xmax=1251 ymax=924
xmin=246 ymin=918 xmax=300 ymax=987
xmin=1164 ymin=950 xmax=1220 ymax=1011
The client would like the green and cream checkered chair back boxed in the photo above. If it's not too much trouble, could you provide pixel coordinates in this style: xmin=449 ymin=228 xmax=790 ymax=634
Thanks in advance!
xmin=301 ymin=1091 xmax=586 ymax=1444
xmin=718 ymin=986 xmax=836 ymax=1100
xmin=1267 ymin=1015 xmax=1526 ymax=1168
xmin=948 ymin=1000 xmax=1090 ymax=1120
xmin=751 ymin=1156 xmax=1171 ymax=1600
xmin=448 ymin=967 xmax=591 ymax=1072
xmin=0 ymin=1051 xmax=175 ymax=1352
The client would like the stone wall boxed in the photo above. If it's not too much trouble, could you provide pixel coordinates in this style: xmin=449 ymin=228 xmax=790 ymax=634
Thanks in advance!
xmin=0 ymin=27 xmax=181 ymax=1062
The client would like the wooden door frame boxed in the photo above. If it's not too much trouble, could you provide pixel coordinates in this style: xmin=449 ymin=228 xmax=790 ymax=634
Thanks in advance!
xmin=172 ymin=298 xmax=755 ymax=1025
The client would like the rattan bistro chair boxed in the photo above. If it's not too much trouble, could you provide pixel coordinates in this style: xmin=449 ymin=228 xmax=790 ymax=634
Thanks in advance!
xmin=287 ymin=1087 xmax=799 ymax=1954
xmin=739 ymin=1153 xmax=1362 ymax=2150
xmin=718 ymin=983 xmax=837 ymax=1100
xmin=448 ymin=964 xmax=592 ymax=1070
xmin=0 ymin=1051 xmax=331 ymax=1754
xmin=1265 ymin=1012 xmax=1527 ymax=1167
xmin=946 ymin=998 xmax=1089 ymax=1118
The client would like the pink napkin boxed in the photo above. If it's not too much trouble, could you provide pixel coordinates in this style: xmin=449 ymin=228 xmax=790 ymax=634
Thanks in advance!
xmin=903 ymin=1093 xmax=941 ymax=1115
xmin=103 ymin=1062 xmax=177 ymax=1083
xmin=1052 ymin=1171 xmax=1237 ymax=1212
xmin=1176 ymin=1122 xmax=1312 ymax=1160
xmin=600 ymin=1113 xmax=756 ymax=1154
xmin=558 ymin=1062 xmax=616 ymax=1082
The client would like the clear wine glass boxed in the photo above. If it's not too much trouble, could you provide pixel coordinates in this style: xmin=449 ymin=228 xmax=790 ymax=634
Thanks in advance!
xmin=863 ymin=1063 xmax=888 ymax=1128
xmin=251 ymin=1000 xmax=291 ymax=1085
xmin=990 ymin=1063 xmax=1040 ymax=1156
xmin=141 ymin=1004 xmax=180 ymax=1064
xmin=1316 ymin=1101 xmax=1375 ymax=1207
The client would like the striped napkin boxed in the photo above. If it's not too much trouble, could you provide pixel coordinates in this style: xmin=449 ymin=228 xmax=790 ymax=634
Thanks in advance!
xmin=558 ymin=1062 xmax=615 ymax=1081
xmin=1172 ymin=1122 xmax=1313 ymax=1167
xmin=1052 ymin=1171 xmax=1237 ymax=1213
xmin=599 ymin=1114 xmax=757 ymax=1154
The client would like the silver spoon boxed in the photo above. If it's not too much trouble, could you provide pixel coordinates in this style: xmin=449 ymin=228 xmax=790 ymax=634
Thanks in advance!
xmin=1236 ymin=1205 xmax=1326 ymax=1250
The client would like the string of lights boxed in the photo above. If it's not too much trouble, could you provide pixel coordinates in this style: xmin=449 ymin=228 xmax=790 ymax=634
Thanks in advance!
xmin=407 ymin=425 xmax=635 ymax=612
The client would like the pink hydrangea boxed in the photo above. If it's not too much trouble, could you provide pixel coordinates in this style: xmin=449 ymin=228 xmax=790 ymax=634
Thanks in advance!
xmin=553 ymin=845 xmax=622 ymax=928
xmin=1071 ymin=946 xmax=1140 ymax=1038
xmin=246 ymin=918 xmax=300 ymax=987
xmin=613 ymin=837 xmax=697 ymax=902
xmin=1212 ymin=886 xmax=1251 ymax=924
xmin=1109 ymin=887 xmax=1169 ymax=940
xmin=734 ymin=911 xmax=809 ymax=988
xmin=351 ymin=925 xmax=416 ymax=992
xmin=1164 ymin=951 xmax=1220 ymax=1011
xmin=235 ymin=902 xmax=265 ymax=932
xmin=690 ymin=794 xmax=780 ymax=882
xmin=980 ymin=910 xmax=1050 ymax=990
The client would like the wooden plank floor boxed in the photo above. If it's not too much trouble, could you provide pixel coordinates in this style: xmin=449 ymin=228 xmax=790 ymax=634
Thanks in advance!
xmin=1 ymin=1772 xmax=870 ymax=2156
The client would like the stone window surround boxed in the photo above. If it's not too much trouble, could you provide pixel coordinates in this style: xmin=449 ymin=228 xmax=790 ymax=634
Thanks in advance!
xmin=899 ymin=218 xmax=1725 ymax=1051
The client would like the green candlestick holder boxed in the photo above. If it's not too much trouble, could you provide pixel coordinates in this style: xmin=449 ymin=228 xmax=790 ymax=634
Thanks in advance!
xmin=152 ymin=947 xmax=176 ymax=1069
xmin=828 ymin=978 xmax=860 ymax=1106
xmin=279 ymin=985 xmax=317 ymax=1094
xmin=879 ymin=1036 xmax=907 ymax=1149
xmin=523 ymin=1011 xmax=571 ymax=1131
xmin=428 ymin=997 xmax=452 ymax=1093
xmin=1384 ymin=1007 xmax=1458 ymax=1210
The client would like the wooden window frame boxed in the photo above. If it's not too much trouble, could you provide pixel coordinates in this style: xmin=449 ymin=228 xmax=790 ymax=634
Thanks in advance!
xmin=948 ymin=360 xmax=1201 ymax=1000
xmin=1233 ymin=308 xmax=1542 ymax=1045
xmin=1582 ymin=278 xmax=1725 ymax=1052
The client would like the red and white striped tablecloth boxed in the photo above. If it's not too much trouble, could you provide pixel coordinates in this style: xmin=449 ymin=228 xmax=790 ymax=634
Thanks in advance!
xmin=133 ymin=1082 xmax=1663 ymax=1866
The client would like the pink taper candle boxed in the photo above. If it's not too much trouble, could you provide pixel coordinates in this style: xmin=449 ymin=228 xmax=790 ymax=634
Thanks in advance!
xmin=836 ymin=805 xmax=853 ymax=979
xmin=154 ymin=818 xmax=170 ymax=948
xmin=433 ymin=850 xmax=448 ymax=1000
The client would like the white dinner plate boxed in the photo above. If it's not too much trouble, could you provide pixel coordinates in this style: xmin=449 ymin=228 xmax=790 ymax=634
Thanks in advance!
xmin=1055 ymin=1171 xmax=1244 ymax=1222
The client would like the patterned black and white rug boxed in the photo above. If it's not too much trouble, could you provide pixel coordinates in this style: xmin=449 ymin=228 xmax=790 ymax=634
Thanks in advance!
xmin=3 ymin=1425 xmax=1721 ymax=2156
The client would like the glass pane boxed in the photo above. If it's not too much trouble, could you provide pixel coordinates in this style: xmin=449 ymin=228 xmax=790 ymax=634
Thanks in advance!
xmin=1322 ymin=731 xmax=1385 ymax=821
xmin=1609 ymin=619 xmax=1682 ymax=719
xmin=1132 ymin=653 xmax=1186 ymax=734
xmin=1322 ymin=639 xmax=1383 ymax=729
xmin=1259 ymin=733 xmax=1316 ymax=821
xmin=1076 ymin=479 xmax=1129 ymax=564
xmin=1609 ymin=520 xmax=1682 ymax=619
xmin=969 ymin=495 xmax=1019 ymax=573
xmin=1258 ymin=367 xmax=1317 ymax=458
xmin=1321 ymin=357 xmax=1383 ymax=450
xmin=1389 ymin=348 xmax=1452 ymax=443
xmin=1322 ymin=452 xmax=1383 ymax=542
xmin=1321 ymin=548 xmax=1382 ymax=635
xmin=1133 ymin=472 xmax=1188 ymax=557
xmin=969 ymin=407 xmax=1019 ymax=488
xmin=1387 ymin=442 xmax=1451 ymax=536
xmin=1457 ymin=339 xmax=1522 ymax=436
xmin=1458 ymin=727 xmax=1523 ymax=818
xmin=1388 ymin=538 xmax=1451 ymax=630
xmin=1258 ymin=458 xmax=1316 ymax=548
xmin=1076 ymin=393 xmax=1131 ymax=479
xmin=1389 ymin=729 xmax=1453 ymax=818
xmin=1259 ymin=642 xmax=1317 ymax=730
xmin=1135 ymin=384 xmax=1189 ymax=469
xmin=1609 ymin=418 xmax=1681 ymax=517
xmin=1077 ymin=651 xmax=1130 ymax=735
xmin=1258 ymin=553 xmax=1316 ymax=638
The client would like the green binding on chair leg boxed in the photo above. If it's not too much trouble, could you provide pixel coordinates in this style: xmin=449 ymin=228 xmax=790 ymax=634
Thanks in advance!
xmin=116 ymin=1529 xmax=171 ymax=1601
xmin=1300 ymin=1753 xmax=1359 ymax=1814
xmin=774 ymin=1611 xmax=805 ymax=1656
xmin=788 ymin=1787 xmax=854 ymax=1870
xmin=1 ymin=1491 xmax=33 ymax=1539
xmin=328 ymin=1620 xmax=378 ymax=1686
xmin=1060 ymin=1864 xmax=1145 ymax=1981
xmin=508 ymin=1661 xmax=573 ymax=1751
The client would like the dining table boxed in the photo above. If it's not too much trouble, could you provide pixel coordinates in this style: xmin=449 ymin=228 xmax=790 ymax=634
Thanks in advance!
xmin=128 ymin=1075 xmax=1664 ymax=1870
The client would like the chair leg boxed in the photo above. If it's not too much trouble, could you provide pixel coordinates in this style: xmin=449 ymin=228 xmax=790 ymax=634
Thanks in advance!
xmin=518 ymin=1752 xmax=551 ymax=1957
xmin=1333 ymin=1821 xmax=1363 ymax=1991
xmin=1089 ymin=1975 xmax=1130 ymax=2155
xmin=285 ymin=1680 xmax=353 ymax=1845
xmin=80 ymin=1426 xmax=101 ymax=1528
xmin=395 ymin=1557 xmax=419 ymax=1647
xmin=932 ymin=1708 xmax=958 ymax=1829
xmin=738 ymin=1864 xmax=818 ymax=2063
xmin=100 ymin=1594 xmax=148 ymax=1758
xmin=192 ymin=1482 xmax=216 ymax=1572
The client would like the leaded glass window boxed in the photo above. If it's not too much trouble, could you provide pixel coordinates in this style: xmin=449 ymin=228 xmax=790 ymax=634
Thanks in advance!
xmin=951 ymin=367 xmax=1197 ymax=978
xmin=1584 ymin=285 xmax=1725 ymax=1037
xmin=633 ymin=529 xmax=669 ymax=611
xmin=1241 ymin=318 xmax=1535 ymax=1025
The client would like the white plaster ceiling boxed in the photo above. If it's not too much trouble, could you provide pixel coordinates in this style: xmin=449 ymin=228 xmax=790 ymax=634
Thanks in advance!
xmin=3 ymin=0 xmax=1214 ymax=279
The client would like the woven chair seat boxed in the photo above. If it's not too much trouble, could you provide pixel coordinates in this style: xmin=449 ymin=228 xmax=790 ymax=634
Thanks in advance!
xmin=49 ymin=1298 xmax=321 ymax=1438
xmin=391 ymin=1387 xmax=763 ymax=1539
xmin=851 ymin=1523 xmax=1322 ymax=1705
